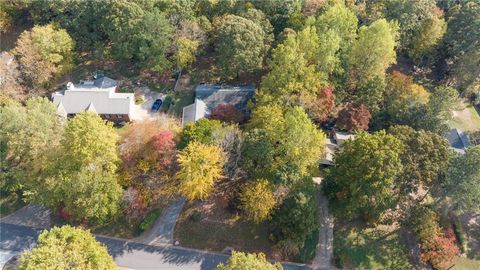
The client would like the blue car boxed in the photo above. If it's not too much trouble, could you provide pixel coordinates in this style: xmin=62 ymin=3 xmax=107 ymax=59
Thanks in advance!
xmin=151 ymin=99 xmax=163 ymax=112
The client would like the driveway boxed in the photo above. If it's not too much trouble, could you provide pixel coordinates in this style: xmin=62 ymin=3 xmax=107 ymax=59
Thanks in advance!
xmin=130 ymin=86 xmax=165 ymax=121
xmin=0 ymin=222 xmax=311 ymax=270
xmin=0 ymin=204 xmax=51 ymax=229
xmin=136 ymin=198 xmax=186 ymax=245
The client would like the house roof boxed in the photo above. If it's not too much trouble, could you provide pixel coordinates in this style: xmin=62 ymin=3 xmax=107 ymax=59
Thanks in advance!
xmin=182 ymin=84 xmax=255 ymax=126
xmin=52 ymin=77 xmax=134 ymax=116
xmin=446 ymin=128 xmax=470 ymax=154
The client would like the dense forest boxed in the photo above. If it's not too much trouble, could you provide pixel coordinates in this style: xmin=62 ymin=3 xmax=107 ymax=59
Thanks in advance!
xmin=1 ymin=1 xmax=479 ymax=270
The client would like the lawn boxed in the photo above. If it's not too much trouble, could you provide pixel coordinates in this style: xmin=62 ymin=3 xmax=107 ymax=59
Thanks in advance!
xmin=450 ymin=103 xmax=480 ymax=131
xmin=452 ymin=257 xmax=480 ymax=270
xmin=0 ymin=191 xmax=26 ymax=218
xmin=333 ymin=221 xmax=410 ymax=270
xmin=174 ymin=197 xmax=273 ymax=258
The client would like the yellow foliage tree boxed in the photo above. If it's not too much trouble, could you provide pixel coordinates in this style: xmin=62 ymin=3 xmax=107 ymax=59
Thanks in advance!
xmin=239 ymin=179 xmax=276 ymax=223
xmin=177 ymin=141 xmax=225 ymax=200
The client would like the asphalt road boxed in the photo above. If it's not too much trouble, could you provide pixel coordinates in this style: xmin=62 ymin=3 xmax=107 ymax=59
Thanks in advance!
xmin=0 ymin=222 xmax=311 ymax=270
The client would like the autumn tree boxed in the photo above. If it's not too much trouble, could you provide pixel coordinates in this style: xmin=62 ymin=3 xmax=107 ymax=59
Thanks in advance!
xmin=210 ymin=104 xmax=245 ymax=123
xmin=12 ymin=24 xmax=74 ymax=86
xmin=19 ymin=226 xmax=117 ymax=270
xmin=174 ymin=19 xmax=206 ymax=69
xmin=324 ymin=131 xmax=404 ymax=223
xmin=177 ymin=141 xmax=225 ymax=200
xmin=239 ymin=179 xmax=276 ymax=223
xmin=0 ymin=97 xmax=63 ymax=192
xmin=0 ymin=52 xmax=25 ymax=100
xmin=28 ymin=112 xmax=122 ymax=223
xmin=214 ymin=14 xmax=269 ymax=79
xmin=216 ymin=251 xmax=282 ymax=270
xmin=336 ymin=102 xmax=371 ymax=132
xmin=382 ymin=72 xmax=430 ymax=125
xmin=305 ymin=85 xmax=335 ymax=122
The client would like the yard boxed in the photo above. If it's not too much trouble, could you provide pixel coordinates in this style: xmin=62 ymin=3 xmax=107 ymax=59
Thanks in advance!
xmin=174 ymin=196 xmax=276 ymax=259
xmin=449 ymin=103 xmax=480 ymax=131
xmin=333 ymin=220 xmax=410 ymax=270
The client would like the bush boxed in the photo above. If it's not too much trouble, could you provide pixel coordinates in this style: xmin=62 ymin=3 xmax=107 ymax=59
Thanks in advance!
xmin=119 ymin=86 xmax=134 ymax=93
xmin=137 ymin=208 xmax=161 ymax=234
xmin=135 ymin=96 xmax=144 ymax=105
xmin=189 ymin=210 xmax=202 ymax=222
xmin=296 ymin=229 xmax=319 ymax=263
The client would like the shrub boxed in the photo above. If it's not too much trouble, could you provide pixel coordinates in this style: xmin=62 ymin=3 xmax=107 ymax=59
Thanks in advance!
xmin=162 ymin=95 xmax=173 ymax=111
xmin=135 ymin=96 xmax=144 ymax=105
xmin=296 ymin=229 xmax=319 ymax=263
xmin=210 ymin=104 xmax=245 ymax=123
xmin=452 ymin=218 xmax=468 ymax=254
xmin=189 ymin=210 xmax=202 ymax=222
xmin=239 ymin=179 xmax=276 ymax=223
xmin=137 ymin=208 xmax=161 ymax=234
xmin=421 ymin=229 xmax=460 ymax=270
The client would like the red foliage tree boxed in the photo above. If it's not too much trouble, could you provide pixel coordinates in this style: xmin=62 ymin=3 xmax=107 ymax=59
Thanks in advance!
xmin=150 ymin=130 xmax=177 ymax=170
xmin=308 ymin=85 xmax=335 ymax=122
xmin=210 ymin=104 xmax=245 ymax=123
xmin=122 ymin=187 xmax=148 ymax=221
xmin=336 ymin=102 xmax=371 ymax=132
xmin=421 ymin=228 xmax=460 ymax=270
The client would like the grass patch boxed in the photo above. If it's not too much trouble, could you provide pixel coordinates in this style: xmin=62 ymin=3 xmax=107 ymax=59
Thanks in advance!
xmin=0 ymin=191 xmax=25 ymax=218
xmin=150 ymin=82 xmax=172 ymax=93
xmin=452 ymin=257 xmax=480 ymax=270
xmin=450 ymin=104 xmax=480 ymax=131
xmin=91 ymin=214 xmax=136 ymax=239
xmin=333 ymin=221 xmax=410 ymax=270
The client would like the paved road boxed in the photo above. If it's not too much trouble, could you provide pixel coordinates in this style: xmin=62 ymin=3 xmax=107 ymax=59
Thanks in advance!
xmin=0 ymin=222 xmax=311 ymax=270
xmin=312 ymin=193 xmax=336 ymax=270
xmin=0 ymin=204 xmax=51 ymax=229
xmin=136 ymin=198 xmax=186 ymax=245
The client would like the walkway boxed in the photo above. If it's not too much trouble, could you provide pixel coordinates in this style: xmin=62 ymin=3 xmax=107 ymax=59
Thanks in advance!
xmin=136 ymin=198 xmax=186 ymax=245
xmin=0 ymin=204 xmax=51 ymax=229
xmin=312 ymin=193 xmax=336 ymax=270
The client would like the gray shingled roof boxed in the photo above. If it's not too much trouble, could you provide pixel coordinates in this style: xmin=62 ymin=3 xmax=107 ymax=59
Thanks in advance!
xmin=52 ymin=77 xmax=134 ymax=116
xmin=446 ymin=128 xmax=470 ymax=154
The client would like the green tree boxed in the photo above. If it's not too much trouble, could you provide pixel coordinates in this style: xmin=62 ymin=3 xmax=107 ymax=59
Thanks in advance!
xmin=28 ymin=112 xmax=122 ymax=222
xmin=444 ymin=1 xmax=480 ymax=98
xmin=214 ymin=14 xmax=269 ymax=79
xmin=216 ymin=251 xmax=282 ymax=270
xmin=178 ymin=118 xmax=223 ymax=149
xmin=12 ymin=24 xmax=74 ymax=86
xmin=388 ymin=125 xmax=452 ymax=197
xmin=244 ymin=106 xmax=326 ymax=181
xmin=348 ymin=19 xmax=397 ymax=111
xmin=408 ymin=16 xmax=447 ymax=60
xmin=0 ymin=97 xmax=63 ymax=191
xmin=259 ymin=28 xmax=327 ymax=107
xmin=19 ymin=225 xmax=117 ymax=270
xmin=272 ymin=178 xmax=319 ymax=255
xmin=177 ymin=141 xmax=225 ymax=200
xmin=382 ymin=0 xmax=445 ymax=58
xmin=104 ymin=1 xmax=173 ymax=71
xmin=440 ymin=145 xmax=480 ymax=214
xmin=324 ymin=131 xmax=404 ymax=223
xmin=315 ymin=1 xmax=357 ymax=76
xmin=239 ymin=179 xmax=276 ymax=223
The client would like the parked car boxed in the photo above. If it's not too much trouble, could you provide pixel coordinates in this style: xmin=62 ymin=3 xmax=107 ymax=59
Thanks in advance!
xmin=151 ymin=99 xmax=163 ymax=112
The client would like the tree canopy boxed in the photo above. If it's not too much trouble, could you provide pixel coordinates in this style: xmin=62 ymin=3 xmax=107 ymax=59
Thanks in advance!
xmin=216 ymin=251 xmax=282 ymax=270
xmin=19 ymin=225 xmax=117 ymax=270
